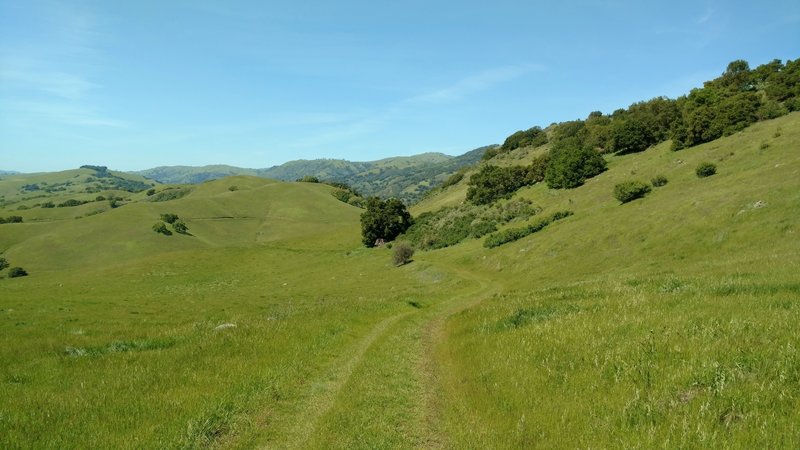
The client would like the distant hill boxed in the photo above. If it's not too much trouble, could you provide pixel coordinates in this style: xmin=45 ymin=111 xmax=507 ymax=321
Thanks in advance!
xmin=0 ymin=170 xmax=20 ymax=176
xmin=134 ymin=165 xmax=260 ymax=185
xmin=134 ymin=147 xmax=491 ymax=203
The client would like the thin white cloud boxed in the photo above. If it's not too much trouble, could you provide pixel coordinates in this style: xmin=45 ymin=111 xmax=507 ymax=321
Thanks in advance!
xmin=408 ymin=64 xmax=546 ymax=104
xmin=696 ymin=7 xmax=714 ymax=25
xmin=0 ymin=3 xmax=123 ymax=128
xmin=2 ymin=100 xmax=129 ymax=128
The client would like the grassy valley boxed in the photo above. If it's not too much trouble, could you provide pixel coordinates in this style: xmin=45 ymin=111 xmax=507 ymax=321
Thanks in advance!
xmin=2 ymin=55 xmax=800 ymax=448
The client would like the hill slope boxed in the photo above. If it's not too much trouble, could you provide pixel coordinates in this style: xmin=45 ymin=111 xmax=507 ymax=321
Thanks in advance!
xmin=1 ymin=115 xmax=798 ymax=448
xmin=134 ymin=146 xmax=490 ymax=203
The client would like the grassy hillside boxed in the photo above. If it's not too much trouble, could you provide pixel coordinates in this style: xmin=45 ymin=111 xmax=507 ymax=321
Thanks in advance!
xmin=1 ymin=114 xmax=798 ymax=448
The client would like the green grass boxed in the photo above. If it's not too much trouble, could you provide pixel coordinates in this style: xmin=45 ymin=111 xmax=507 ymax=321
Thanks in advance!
xmin=1 ymin=113 xmax=799 ymax=447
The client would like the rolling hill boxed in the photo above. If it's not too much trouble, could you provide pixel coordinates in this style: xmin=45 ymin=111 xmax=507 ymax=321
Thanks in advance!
xmin=133 ymin=146 xmax=490 ymax=203
xmin=2 ymin=113 xmax=799 ymax=448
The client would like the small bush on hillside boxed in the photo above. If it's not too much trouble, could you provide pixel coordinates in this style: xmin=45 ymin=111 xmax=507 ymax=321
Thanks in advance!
xmin=95 ymin=196 xmax=106 ymax=201
xmin=613 ymin=181 xmax=652 ymax=204
xmin=392 ymin=242 xmax=415 ymax=266
xmin=149 ymin=188 xmax=190 ymax=202
xmin=441 ymin=172 xmax=464 ymax=189
xmin=41 ymin=201 xmax=55 ymax=208
xmin=152 ymin=222 xmax=172 ymax=235
xmin=296 ymin=175 xmax=320 ymax=183
xmin=651 ymin=175 xmax=668 ymax=187
xmin=3 ymin=216 xmax=23 ymax=223
xmin=696 ymin=162 xmax=717 ymax=178
xmin=58 ymin=199 xmax=86 ymax=208
xmin=172 ymin=220 xmax=189 ymax=234
xmin=160 ymin=213 xmax=179 ymax=224
xmin=8 ymin=267 xmax=28 ymax=278
xmin=228 ymin=186 xmax=238 ymax=192
xmin=146 ymin=189 xmax=156 ymax=196
xmin=484 ymin=210 xmax=573 ymax=248
xmin=0 ymin=257 xmax=8 ymax=270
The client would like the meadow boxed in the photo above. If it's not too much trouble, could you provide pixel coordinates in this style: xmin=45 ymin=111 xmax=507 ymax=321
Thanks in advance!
xmin=1 ymin=113 xmax=799 ymax=448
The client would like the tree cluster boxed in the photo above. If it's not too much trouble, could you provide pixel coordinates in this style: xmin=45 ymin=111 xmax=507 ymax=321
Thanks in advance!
xmin=488 ymin=59 xmax=799 ymax=160
xmin=360 ymin=197 xmax=412 ymax=247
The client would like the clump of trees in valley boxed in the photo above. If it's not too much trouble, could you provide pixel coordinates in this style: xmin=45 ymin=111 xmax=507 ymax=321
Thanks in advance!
xmin=153 ymin=213 xmax=190 ymax=236
xmin=360 ymin=198 xmax=413 ymax=247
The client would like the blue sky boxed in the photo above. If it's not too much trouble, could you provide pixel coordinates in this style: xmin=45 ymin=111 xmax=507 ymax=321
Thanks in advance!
xmin=1 ymin=0 xmax=798 ymax=172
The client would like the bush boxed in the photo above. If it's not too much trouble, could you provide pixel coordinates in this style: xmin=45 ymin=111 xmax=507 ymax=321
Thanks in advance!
xmin=613 ymin=181 xmax=652 ymax=203
xmin=160 ymin=213 xmax=179 ymax=224
xmin=296 ymin=175 xmax=320 ymax=183
xmin=149 ymin=188 xmax=190 ymax=202
xmin=392 ymin=242 xmax=415 ymax=266
xmin=41 ymin=201 xmax=55 ymax=208
xmin=651 ymin=175 xmax=668 ymax=187
xmin=8 ymin=267 xmax=28 ymax=278
xmin=696 ymin=162 xmax=717 ymax=178
xmin=172 ymin=220 xmax=189 ymax=234
xmin=0 ymin=257 xmax=8 ymax=270
xmin=58 ymin=199 xmax=87 ymax=207
xmin=152 ymin=222 xmax=172 ymax=235
xmin=146 ymin=188 xmax=156 ymax=196
xmin=484 ymin=211 xmax=573 ymax=248
xmin=4 ymin=216 xmax=23 ymax=223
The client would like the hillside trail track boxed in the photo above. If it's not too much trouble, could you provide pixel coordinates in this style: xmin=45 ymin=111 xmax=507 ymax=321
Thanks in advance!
xmin=256 ymin=261 xmax=498 ymax=449
xmin=274 ymin=310 xmax=414 ymax=449
xmin=415 ymin=263 xmax=503 ymax=448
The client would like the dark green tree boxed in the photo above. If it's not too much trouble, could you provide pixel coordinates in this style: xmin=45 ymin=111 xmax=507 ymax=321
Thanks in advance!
xmin=545 ymin=146 xmax=607 ymax=189
xmin=360 ymin=197 xmax=413 ymax=247
xmin=8 ymin=267 xmax=28 ymax=278
xmin=0 ymin=256 xmax=8 ymax=270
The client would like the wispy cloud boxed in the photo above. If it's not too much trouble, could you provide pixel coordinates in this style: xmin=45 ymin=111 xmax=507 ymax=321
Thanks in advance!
xmin=0 ymin=3 xmax=123 ymax=128
xmin=695 ymin=7 xmax=714 ymax=25
xmin=1 ymin=100 xmax=129 ymax=128
xmin=408 ymin=64 xmax=546 ymax=104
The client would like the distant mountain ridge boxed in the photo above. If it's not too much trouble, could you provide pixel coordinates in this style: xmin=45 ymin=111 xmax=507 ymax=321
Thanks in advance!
xmin=134 ymin=147 xmax=491 ymax=203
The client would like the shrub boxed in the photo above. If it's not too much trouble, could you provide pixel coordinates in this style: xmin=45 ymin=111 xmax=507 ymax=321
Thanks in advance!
xmin=296 ymin=175 xmax=320 ymax=183
xmin=651 ymin=175 xmax=668 ymax=187
xmin=484 ymin=210 xmax=573 ymax=248
xmin=57 ymin=199 xmax=86 ymax=207
xmin=441 ymin=172 xmax=464 ymax=189
xmin=41 ymin=201 xmax=55 ymax=208
xmin=8 ymin=267 xmax=28 ymax=278
xmin=160 ymin=213 xmax=179 ymax=224
xmin=149 ymin=188 xmax=190 ymax=202
xmin=696 ymin=162 xmax=717 ymax=178
xmin=4 ymin=216 xmax=23 ymax=223
xmin=392 ymin=242 xmax=415 ymax=266
xmin=228 ymin=186 xmax=238 ymax=192
xmin=95 ymin=195 xmax=106 ymax=201
xmin=613 ymin=181 xmax=652 ymax=203
xmin=0 ymin=257 xmax=8 ymax=270
xmin=146 ymin=188 xmax=156 ymax=196
xmin=152 ymin=222 xmax=172 ymax=235
xmin=172 ymin=220 xmax=189 ymax=234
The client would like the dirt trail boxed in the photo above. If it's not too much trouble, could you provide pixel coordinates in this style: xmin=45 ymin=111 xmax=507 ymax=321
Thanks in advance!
xmin=415 ymin=265 xmax=502 ymax=448
xmin=276 ymin=310 xmax=414 ymax=449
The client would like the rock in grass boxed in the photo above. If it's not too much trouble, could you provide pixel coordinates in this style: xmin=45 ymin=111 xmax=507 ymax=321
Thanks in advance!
xmin=214 ymin=323 xmax=236 ymax=331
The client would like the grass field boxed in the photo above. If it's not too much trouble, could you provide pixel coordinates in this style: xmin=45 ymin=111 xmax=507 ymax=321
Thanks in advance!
xmin=1 ymin=113 xmax=799 ymax=448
